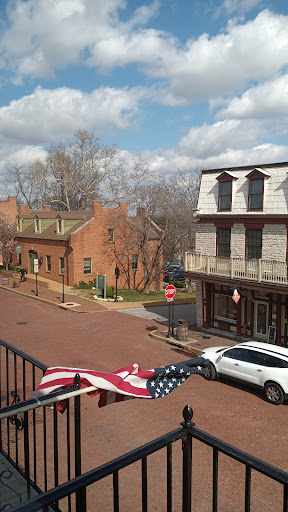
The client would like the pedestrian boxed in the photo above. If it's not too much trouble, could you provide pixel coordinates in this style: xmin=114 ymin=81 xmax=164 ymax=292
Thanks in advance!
xmin=20 ymin=266 xmax=26 ymax=283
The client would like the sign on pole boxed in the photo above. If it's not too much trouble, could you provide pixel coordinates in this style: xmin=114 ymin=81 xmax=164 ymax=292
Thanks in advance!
xmin=165 ymin=284 xmax=176 ymax=302
xmin=34 ymin=258 xmax=39 ymax=274
xmin=232 ymin=288 xmax=240 ymax=304
xmin=15 ymin=245 xmax=22 ymax=254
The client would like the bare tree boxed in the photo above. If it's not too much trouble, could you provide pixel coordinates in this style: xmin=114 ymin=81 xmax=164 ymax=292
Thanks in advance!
xmin=0 ymin=213 xmax=16 ymax=270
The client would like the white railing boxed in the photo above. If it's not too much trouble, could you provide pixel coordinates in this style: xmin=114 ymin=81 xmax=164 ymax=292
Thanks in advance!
xmin=185 ymin=252 xmax=288 ymax=285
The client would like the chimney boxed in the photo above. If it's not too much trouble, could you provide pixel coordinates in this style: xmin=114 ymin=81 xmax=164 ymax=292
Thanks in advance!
xmin=92 ymin=202 xmax=103 ymax=216
xmin=18 ymin=204 xmax=29 ymax=214
xmin=137 ymin=207 xmax=147 ymax=217
xmin=43 ymin=205 xmax=52 ymax=212
xmin=119 ymin=202 xmax=128 ymax=216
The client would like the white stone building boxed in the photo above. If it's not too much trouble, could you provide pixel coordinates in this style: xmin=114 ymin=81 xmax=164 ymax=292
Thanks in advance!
xmin=185 ymin=162 xmax=288 ymax=345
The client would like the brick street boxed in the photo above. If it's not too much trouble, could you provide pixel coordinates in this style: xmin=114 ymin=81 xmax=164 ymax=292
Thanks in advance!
xmin=1 ymin=288 xmax=288 ymax=511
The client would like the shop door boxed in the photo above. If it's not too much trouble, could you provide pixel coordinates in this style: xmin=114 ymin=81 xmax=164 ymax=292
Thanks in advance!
xmin=28 ymin=250 xmax=38 ymax=274
xmin=254 ymin=302 xmax=268 ymax=340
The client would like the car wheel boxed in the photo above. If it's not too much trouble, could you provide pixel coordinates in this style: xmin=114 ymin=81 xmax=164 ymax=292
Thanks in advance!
xmin=203 ymin=362 xmax=217 ymax=381
xmin=264 ymin=382 xmax=284 ymax=405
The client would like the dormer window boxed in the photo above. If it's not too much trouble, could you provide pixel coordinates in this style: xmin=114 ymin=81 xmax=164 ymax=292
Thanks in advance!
xmin=35 ymin=217 xmax=40 ymax=233
xmin=16 ymin=217 xmax=22 ymax=232
xmin=246 ymin=168 xmax=269 ymax=211
xmin=216 ymin=171 xmax=237 ymax=211
xmin=57 ymin=218 xmax=63 ymax=234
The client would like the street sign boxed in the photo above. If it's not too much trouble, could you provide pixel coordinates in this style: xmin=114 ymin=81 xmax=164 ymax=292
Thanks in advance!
xmin=232 ymin=288 xmax=240 ymax=304
xmin=165 ymin=284 xmax=176 ymax=302
xmin=15 ymin=245 xmax=22 ymax=254
xmin=34 ymin=258 xmax=39 ymax=274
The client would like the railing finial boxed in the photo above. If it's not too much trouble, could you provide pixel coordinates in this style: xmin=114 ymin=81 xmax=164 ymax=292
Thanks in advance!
xmin=74 ymin=373 xmax=81 ymax=389
xmin=181 ymin=405 xmax=195 ymax=430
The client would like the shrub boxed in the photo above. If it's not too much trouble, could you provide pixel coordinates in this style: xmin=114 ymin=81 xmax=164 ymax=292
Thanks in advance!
xmin=74 ymin=280 xmax=92 ymax=289
xmin=9 ymin=265 xmax=22 ymax=273
xmin=106 ymin=286 xmax=114 ymax=297
xmin=171 ymin=281 xmax=186 ymax=289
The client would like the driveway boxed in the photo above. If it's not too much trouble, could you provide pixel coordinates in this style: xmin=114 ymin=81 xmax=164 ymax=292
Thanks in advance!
xmin=117 ymin=303 xmax=196 ymax=325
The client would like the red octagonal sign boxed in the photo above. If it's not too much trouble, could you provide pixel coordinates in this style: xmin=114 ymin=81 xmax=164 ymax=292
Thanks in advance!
xmin=165 ymin=284 xmax=176 ymax=302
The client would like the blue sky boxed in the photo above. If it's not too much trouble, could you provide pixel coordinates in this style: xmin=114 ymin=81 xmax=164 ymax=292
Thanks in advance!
xmin=1 ymin=0 xmax=288 ymax=197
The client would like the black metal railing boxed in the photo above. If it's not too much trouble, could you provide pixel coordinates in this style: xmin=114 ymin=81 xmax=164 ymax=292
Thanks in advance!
xmin=8 ymin=404 xmax=288 ymax=512
xmin=0 ymin=339 xmax=84 ymax=512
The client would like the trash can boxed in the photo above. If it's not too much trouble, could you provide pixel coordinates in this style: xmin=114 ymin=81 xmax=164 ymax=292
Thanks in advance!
xmin=2 ymin=274 xmax=9 ymax=285
xmin=176 ymin=319 xmax=188 ymax=341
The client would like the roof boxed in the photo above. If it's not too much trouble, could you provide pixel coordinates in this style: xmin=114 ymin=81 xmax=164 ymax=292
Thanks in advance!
xmin=17 ymin=212 xmax=94 ymax=241
xmin=201 ymin=161 xmax=288 ymax=174
xmin=128 ymin=215 xmax=163 ymax=240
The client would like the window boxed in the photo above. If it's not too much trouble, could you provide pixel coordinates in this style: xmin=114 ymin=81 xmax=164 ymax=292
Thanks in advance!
xmin=83 ymin=258 xmax=92 ymax=275
xmin=246 ymin=229 xmax=262 ymax=259
xmin=35 ymin=217 xmax=40 ymax=233
xmin=59 ymin=257 xmax=65 ymax=274
xmin=46 ymin=255 xmax=51 ymax=272
xmin=217 ymin=228 xmax=231 ymax=257
xmin=132 ymin=254 xmax=138 ymax=270
xmin=223 ymin=348 xmax=248 ymax=361
xmin=249 ymin=178 xmax=263 ymax=210
xmin=218 ymin=181 xmax=232 ymax=211
xmin=108 ymin=229 xmax=115 ymax=242
xmin=57 ymin=219 xmax=62 ymax=234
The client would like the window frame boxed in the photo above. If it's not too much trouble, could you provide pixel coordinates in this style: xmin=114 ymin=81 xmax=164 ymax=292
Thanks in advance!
xmin=218 ymin=180 xmax=232 ymax=211
xmin=57 ymin=218 xmax=63 ymax=235
xmin=46 ymin=255 xmax=51 ymax=272
xmin=35 ymin=217 xmax=40 ymax=233
xmin=132 ymin=254 xmax=139 ymax=271
xmin=83 ymin=257 xmax=92 ymax=275
xmin=59 ymin=257 xmax=65 ymax=274
xmin=248 ymin=177 xmax=264 ymax=211
xmin=246 ymin=228 xmax=262 ymax=259
xmin=216 ymin=228 xmax=231 ymax=258
xmin=16 ymin=217 xmax=22 ymax=232
xmin=108 ymin=228 xmax=115 ymax=243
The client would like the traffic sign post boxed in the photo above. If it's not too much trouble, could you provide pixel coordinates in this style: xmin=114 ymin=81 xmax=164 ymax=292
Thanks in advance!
xmin=114 ymin=264 xmax=120 ymax=302
xmin=34 ymin=258 xmax=39 ymax=297
xmin=165 ymin=285 xmax=176 ymax=337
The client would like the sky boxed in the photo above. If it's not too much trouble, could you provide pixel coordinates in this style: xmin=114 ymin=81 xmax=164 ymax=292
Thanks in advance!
xmin=1 ymin=0 xmax=288 ymax=197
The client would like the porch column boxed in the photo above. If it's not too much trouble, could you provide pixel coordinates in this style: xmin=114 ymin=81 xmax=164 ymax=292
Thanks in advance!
xmin=276 ymin=294 xmax=282 ymax=345
xmin=237 ymin=300 xmax=241 ymax=337
xmin=204 ymin=282 xmax=211 ymax=328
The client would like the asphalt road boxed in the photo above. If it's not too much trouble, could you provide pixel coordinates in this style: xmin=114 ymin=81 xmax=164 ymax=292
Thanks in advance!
xmin=118 ymin=303 xmax=197 ymax=325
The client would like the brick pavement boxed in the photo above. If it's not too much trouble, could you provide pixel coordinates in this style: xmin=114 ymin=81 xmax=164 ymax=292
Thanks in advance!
xmin=0 ymin=287 xmax=288 ymax=511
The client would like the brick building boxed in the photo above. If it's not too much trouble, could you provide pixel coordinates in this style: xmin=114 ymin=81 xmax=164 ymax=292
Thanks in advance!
xmin=0 ymin=198 xmax=162 ymax=291
xmin=185 ymin=162 xmax=288 ymax=345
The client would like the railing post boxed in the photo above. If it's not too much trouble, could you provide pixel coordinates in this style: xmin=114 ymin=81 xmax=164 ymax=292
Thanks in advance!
xmin=231 ymin=257 xmax=234 ymax=279
xmin=258 ymin=259 xmax=262 ymax=283
xmin=74 ymin=374 xmax=86 ymax=512
xmin=181 ymin=405 xmax=195 ymax=512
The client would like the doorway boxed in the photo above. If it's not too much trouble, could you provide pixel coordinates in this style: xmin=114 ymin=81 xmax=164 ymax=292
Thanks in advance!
xmin=28 ymin=250 xmax=38 ymax=274
xmin=254 ymin=301 xmax=268 ymax=340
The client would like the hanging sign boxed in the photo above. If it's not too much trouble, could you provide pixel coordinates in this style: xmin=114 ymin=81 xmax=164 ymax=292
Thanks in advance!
xmin=268 ymin=325 xmax=276 ymax=344
xmin=232 ymin=288 xmax=240 ymax=304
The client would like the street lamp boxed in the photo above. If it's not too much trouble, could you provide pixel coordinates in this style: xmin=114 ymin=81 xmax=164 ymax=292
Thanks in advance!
xmin=61 ymin=268 xmax=65 ymax=303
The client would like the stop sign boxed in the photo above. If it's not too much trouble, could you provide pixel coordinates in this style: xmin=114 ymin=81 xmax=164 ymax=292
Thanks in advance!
xmin=165 ymin=284 xmax=176 ymax=302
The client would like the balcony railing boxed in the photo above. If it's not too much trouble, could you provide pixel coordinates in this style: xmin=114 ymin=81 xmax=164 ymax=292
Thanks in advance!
xmin=185 ymin=253 xmax=288 ymax=284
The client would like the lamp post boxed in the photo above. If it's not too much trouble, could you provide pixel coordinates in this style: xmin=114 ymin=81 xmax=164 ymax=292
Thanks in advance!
xmin=61 ymin=268 xmax=65 ymax=303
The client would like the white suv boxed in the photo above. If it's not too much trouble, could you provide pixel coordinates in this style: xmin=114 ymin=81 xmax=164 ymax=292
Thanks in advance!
xmin=202 ymin=341 xmax=288 ymax=405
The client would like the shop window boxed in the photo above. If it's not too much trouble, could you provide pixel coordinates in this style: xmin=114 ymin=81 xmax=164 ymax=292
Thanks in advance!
xmin=59 ymin=257 xmax=65 ymax=274
xmin=246 ymin=229 xmax=262 ymax=259
xmin=108 ymin=229 xmax=115 ymax=242
xmin=83 ymin=258 xmax=92 ymax=275
xmin=248 ymin=178 xmax=263 ymax=210
xmin=214 ymin=293 xmax=237 ymax=325
xmin=218 ymin=181 xmax=232 ymax=211
xmin=132 ymin=254 xmax=138 ymax=270
xmin=217 ymin=228 xmax=231 ymax=257
xmin=46 ymin=255 xmax=51 ymax=272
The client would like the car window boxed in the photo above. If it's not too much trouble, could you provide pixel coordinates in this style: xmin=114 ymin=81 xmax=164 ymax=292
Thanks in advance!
xmin=222 ymin=348 xmax=248 ymax=361
xmin=245 ymin=350 xmax=266 ymax=365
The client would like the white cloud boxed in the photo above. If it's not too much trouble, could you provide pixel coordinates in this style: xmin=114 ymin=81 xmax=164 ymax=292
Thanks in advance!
xmin=2 ymin=3 xmax=288 ymax=105
xmin=0 ymin=85 xmax=147 ymax=144
xmin=219 ymin=0 xmax=263 ymax=16
xmin=217 ymin=74 xmax=288 ymax=119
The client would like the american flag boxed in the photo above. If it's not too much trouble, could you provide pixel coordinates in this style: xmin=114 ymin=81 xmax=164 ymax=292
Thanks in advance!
xmin=33 ymin=357 xmax=208 ymax=410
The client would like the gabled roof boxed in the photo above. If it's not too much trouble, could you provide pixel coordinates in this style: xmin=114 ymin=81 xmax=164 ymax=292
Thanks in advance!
xmin=216 ymin=170 xmax=238 ymax=180
xmin=17 ymin=212 xmax=94 ymax=240
xmin=245 ymin=167 xmax=270 ymax=179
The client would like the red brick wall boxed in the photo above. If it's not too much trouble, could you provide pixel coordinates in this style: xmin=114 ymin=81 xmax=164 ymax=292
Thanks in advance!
xmin=0 ymin=196 xmax=17 ymax=220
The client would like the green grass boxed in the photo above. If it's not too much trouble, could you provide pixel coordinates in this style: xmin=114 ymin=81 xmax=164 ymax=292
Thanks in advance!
xmin=76 ymin=287 xmax=196 ymax=302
